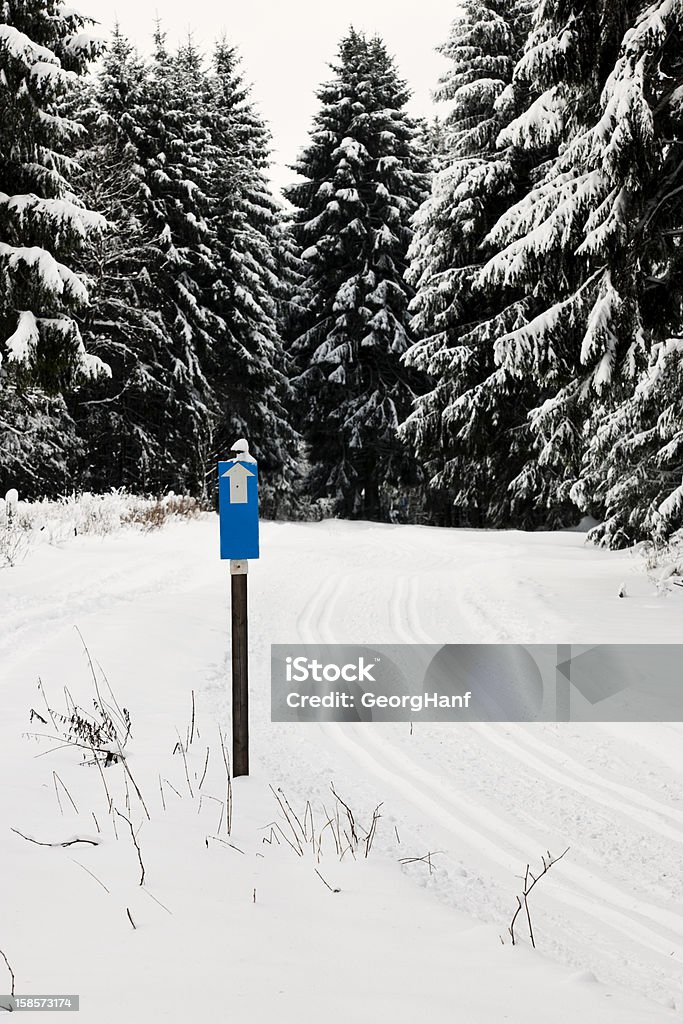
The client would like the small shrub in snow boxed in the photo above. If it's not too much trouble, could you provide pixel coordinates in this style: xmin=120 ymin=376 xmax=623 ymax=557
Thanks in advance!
xmin=123 ymin=493 xmax=203 ymax=531
xmin=507 ymin=848 xmax=570 ymax=949
xmin=0 ymin=491 xmax=33 ymax=567
xmin=640 ymin=531 xmax=683 ymax=593
xmin=266 ymin=783 xmax=383 ymax=863
xmin=0 ymin=489 xmax=206 ymax=568
xmin=33 ymin=636 xmax=133 ymax=768
xmin=52 ymin=699 xmax=132 ymax=768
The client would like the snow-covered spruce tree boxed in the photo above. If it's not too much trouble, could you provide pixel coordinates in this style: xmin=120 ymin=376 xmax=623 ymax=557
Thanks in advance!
xmin=69 ymin=28 xmax=208 ymax=494
xmin=286 ymin=29 xmax=430 ymax=521
xmin=204 ymin=41 xmax=301 ymax=515
xmin=402 ymin=0 xmax=535 ymax=526
xmin=119 ymin=27 xmax=221 ymax=495
xmin=0 ymin=0 xmax=106 ymax=497
xmin=468 ymin=1 xmax=683 ymax=534
xmin=580 ymin=335 xmax=683 ymax=548
xmin=573 ymin=4 xmax=683 ymax=547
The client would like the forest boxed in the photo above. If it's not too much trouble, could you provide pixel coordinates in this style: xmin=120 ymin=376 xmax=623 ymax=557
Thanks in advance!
xmin=1 ymin=1 xmax=682 ymax=547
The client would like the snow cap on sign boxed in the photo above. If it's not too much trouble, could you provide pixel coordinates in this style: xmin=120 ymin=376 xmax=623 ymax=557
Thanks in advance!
xmin=230 ymin=438 xmax=257 ymax=463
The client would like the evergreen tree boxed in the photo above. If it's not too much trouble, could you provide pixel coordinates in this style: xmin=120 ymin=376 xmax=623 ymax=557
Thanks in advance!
xmin=126 ymin=26 xmax=220 ymax=494
xmin=204 ymin=41 xmax=300 ymax=514
xmin=572 ymin=2 xmax=683 ymax=546
xmin=0 ymin=0 xmax=106 ymax=496
xmin=473 ymin=2 xmax=651 ymax=528
xmin=70 ymin=28 xmax=186 ymax=493
xmin=402 ymin=0 xmax=534 ymax=526
xmin=462 ymin=0 xmax=682 ymax=534
xmin=286 ymin=29 xmax=429 ymax=520
xmin=406 ymin=0 xmax=683 ymax=543
xmin=69 ymin=27 xmax=301 ymax=506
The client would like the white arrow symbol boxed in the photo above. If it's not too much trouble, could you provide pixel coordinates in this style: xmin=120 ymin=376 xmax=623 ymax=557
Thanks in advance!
xmin=221 ymin=462 xmax=255 ymax=504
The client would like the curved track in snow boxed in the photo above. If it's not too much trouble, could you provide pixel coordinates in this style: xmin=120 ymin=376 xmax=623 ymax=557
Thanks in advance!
xmin=4 ymin=518 xmax=683 ymax=1009
xmin=291 ymin=526 xmax=683 ymax=1004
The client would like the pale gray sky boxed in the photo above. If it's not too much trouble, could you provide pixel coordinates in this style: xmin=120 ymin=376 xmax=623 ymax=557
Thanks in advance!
xmin=83 ymin=0 xmax=454 ymax=191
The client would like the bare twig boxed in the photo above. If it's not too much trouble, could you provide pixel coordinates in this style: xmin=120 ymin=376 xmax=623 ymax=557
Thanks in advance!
xmin=508 ymin=848 xmax=570 ymax=948
xmin=10 ymin=828 xmax=99 ymax=848
xmin=218 ymin=726 xmax=233 ymax=835
xmin=277 ymin=788 xmax=306 ymax=843
xmin=188 ymin=690 xmax=196 ymax=747
xmin=24 ymin=731 xmax=117 ymax=757
xmin=126 ymin=907 xmax=136 ymax=930
xmin=315 ymin=869 xmax=341 ymax=893
xmin=162 ymin=778 xmax=182 ymax=800
xmin=53 ymin=772 xmax=79 ymax=815
xmin=261 ymin=826 xmax=281 ymax=847
xmin=207 ymin=835 xmax=245 ymax=855
xmin=321 ymin=804 xmax=340 ymax=857
xmin=260 ymin=819 xmax=302 ymax=857
xmin=269 ymin=786 xmax=304 ymax=855
xmin=364 ymin=803 xmax=383 ymax=858
xmin=37 ymin=677 xmax=58 ymax=730
xmin=198 ymin=747 xmax=210 ymax=790
xmin=70 ymin=858 xmax=111 ymax=894
xmin=118 ymin=752 xmax=150 ymax=821
xmin=141 ymin=888 xmax=173 ymax=916
xmin=0 ymin=947 xmax=15 ymax=997
xmin=330 ymin=784 xmax=358 ymax=845
xmin=174 ymin=732 xmax=194 ymax=798
xmin=115 ymin=811 xmax=145 ymax=886
xmin=96 ymin=657 xmax=129 ymax=734
xmin=399 ymin=851 xmax=444 ymax=874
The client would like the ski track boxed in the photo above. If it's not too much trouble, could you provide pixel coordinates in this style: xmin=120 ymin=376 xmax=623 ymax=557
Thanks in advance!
xmin=1 ymin=555 xmax=195 ymax=671
xmin=6 ymin=522 xmax=682 ymax=1008
xmin=389 ymin=574 xmax=435 ymax=644
xmin=472 ymin=723 xmax=683 ymax=839
xmin=293 ymin=556 xmax=683 ymax=990
xmin=342 ymin=724 xmax=683 ymax=954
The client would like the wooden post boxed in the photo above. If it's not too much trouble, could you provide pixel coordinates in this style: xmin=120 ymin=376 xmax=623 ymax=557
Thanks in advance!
xmin=231 ymin=561 xmax=249 ymax=776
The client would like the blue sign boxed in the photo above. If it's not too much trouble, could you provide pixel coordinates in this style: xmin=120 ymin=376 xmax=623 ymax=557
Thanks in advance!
xmin=218 ymin=460 xmax=259 ymax=560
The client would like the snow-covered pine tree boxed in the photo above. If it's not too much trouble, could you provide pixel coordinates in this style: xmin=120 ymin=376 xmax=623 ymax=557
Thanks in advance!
xmin=572 ymin=2 xmax=683 ymax=547
xmin=402 ymin=0 xmax=534 ymax=526
xmin=124 ymin=26 xmax=220 ymax=494
xmin=469 ymin=0 xmax=682 ymax=534
xmin=0 ymin=0 xmax=106 ymax=496
xmin=286 ymin=29 xmax=430 ymax=521
xmin=204 ymin=40 xmax=301 ymax=515
xmin=69 ymin=27 xmax=196 ymax=493
xmin=579 ymin=335 xmax=683 ymax=548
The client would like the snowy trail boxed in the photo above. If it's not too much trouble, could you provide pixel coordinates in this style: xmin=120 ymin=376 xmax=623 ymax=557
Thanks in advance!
xmin=470 ymin=722 xmax=683 ymax=838
xmin=3 ymin=517 xmax=683 ymax=1017
xmin=0 ymin=531 xmax=200 ymax=672
xmin=287 ymin=522 xmax=683 ymax=1002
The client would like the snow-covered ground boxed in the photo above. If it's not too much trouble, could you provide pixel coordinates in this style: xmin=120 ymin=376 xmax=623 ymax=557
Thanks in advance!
xmin=1 ymin=515 xmax=682 ymax=1021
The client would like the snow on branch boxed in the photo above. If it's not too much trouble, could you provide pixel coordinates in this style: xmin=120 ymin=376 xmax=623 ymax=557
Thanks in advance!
xmin=492 ymin=271 xmax=602 ymax=376
xmin=5 ymin=311 xmax=40 ymax=364
xmin=0 ymin=25 xmax=57 ymax=69
xmin=0 ymin=192 xmax=108 ymax=238
xmin=658 ymin=483 xmax=683 ymax=522
xmin=498 ymin=87 xmax=566 ymax=150
xmin=0 ymin=242 xmax=89 ymax=304
xmin=580 ymin=271 xmax=622 ymax=367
